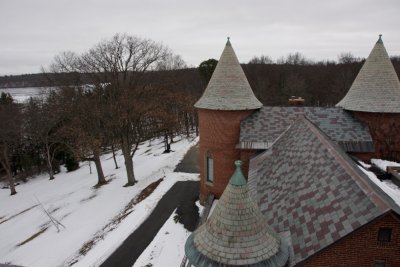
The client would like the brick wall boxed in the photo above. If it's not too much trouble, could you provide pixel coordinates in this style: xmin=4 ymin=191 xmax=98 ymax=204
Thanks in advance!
xmin=197 ymin=108 xmax=254 ymax=202
xmin=353 ymin=112 xmax=400 ymax=162
xmin=300 ymin=212 xmax=400 ymax=267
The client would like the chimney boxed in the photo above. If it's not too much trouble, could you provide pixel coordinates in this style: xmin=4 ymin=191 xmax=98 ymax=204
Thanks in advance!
xmin=289 ymin=96 xmax=305 ymax=106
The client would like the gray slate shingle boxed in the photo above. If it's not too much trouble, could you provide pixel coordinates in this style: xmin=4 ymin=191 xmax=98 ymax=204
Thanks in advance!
xmin=185 ymin=161 xmax=289 ymax=267
xmin=194 ymin=40 xmax=262 ymax=111
xmin=239 ymin=106 xmax=373 ymax=152
xmin=248 ymin=116 xmax=396 ymax=265
xmin=336 ymin=36 xmax=400 ymax=113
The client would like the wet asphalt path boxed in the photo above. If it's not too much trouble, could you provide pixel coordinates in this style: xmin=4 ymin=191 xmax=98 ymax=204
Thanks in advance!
xmin=100 ymin=181 xmax=199 ymax=267
xmin=174 ymin=144 xmax=199 ymax=173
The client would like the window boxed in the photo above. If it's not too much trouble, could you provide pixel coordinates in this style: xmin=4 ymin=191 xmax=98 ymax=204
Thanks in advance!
xmin=373 ymin=259 xmax=386 ymax=267
xmin=206 ymin=152 xmax=213 ymax=183
xmin=378 ymin=228 xmax=392 ymax=243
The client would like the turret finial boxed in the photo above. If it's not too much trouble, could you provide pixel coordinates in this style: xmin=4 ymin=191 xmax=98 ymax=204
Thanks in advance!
xmin=377 ymin=34 xmax=383 ymax=44
xmin=230 ymin=160 xmax=246 ymax=186
xmin=226 ymin=36 xmax=231 ymax=46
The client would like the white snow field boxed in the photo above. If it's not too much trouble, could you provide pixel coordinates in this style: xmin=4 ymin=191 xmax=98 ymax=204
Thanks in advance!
xmin=0 ymin=136 xmax=199 ymax=267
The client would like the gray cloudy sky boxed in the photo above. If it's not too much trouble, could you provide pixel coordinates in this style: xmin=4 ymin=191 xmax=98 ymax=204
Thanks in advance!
xmin=0 ymin=0 xmax=399 ymax=75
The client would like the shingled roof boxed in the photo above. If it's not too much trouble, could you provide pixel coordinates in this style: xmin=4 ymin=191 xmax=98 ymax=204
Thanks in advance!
xmin=336 ymin=35 xmax=400 ymax=113
xmin=185 ymin=161 xmax=289 ymax=267
xmin=239 ymin=106 xmax=373 ymax=152
xmin=248 ymin=116 xmax=400 ymax=265
xmin=194 ymin=39 xmax=263 ymax=110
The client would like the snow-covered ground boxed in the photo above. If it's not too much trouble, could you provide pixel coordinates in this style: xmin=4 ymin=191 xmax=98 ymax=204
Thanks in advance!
xmin=358 ymin=158 xmax=400 ymax=207
xmin=0 ymin=136 xmax=199 ymax=267
xmin=133 ymin=202 xmax=203 ymax=267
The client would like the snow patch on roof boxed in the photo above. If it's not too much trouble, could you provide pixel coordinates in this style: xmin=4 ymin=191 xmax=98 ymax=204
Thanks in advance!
xmin=358 ymin=166 xmax=400 ymax=207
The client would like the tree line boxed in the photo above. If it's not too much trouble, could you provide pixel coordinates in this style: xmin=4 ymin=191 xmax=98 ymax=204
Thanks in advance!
xmin=245 ymin=52 xmax=400 ymax=106
xmin=0 ymin=34 xmax=203 ymax=195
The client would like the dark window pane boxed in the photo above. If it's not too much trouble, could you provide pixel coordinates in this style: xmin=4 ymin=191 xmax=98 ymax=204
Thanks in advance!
xmin=207 ymin=156 xmax=213 ymax=182
xmin=373 ymin=259 xmax=386 ymax=267
xmin=378 ymin=228 xmax=392 ymax=242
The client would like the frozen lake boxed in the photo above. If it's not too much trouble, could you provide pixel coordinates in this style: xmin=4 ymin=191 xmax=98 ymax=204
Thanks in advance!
xmin=0 ymin=87 xmax=55 ymax=103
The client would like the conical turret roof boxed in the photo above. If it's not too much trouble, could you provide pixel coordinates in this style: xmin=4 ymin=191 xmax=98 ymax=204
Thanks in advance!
xmin=185 ymin=161 xmax=289 ymax=266
xmin=336 ymin=35 xmax=400 ymax=113
xmin=194 ymin=39 xmax=263 ymax=110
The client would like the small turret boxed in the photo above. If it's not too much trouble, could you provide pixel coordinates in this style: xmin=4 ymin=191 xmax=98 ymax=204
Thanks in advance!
xmin=185 ymin=161 xmax=289 ymax=266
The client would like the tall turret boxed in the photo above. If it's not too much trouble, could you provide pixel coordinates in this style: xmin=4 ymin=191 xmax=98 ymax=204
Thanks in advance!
xmin=336 ymin=35 xmax=400 ymax=112
xmin=337 ymin=35 xmax=400 ymax=161
xmin=195 ymin=39 xmax=262 ymax=202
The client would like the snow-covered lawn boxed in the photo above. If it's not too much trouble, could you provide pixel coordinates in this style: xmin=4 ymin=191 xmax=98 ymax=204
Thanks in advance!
xmin=0 ymin=136 xmax=199 ymax=267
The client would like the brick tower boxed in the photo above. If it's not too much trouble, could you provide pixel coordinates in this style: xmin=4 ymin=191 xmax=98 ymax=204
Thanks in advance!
xmin=336 ymin=35 xmax=400 ymax=161
xmin=195 ymin=38 xmax=262 ymax=202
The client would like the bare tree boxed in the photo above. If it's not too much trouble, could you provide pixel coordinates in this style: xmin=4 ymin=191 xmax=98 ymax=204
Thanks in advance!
xmin=0 ymin=93 xmax=22 ymax=195
xmin=278 ymin=52 xmax=309 ymax=65
xmin=337 ymin=52 xmax=362 ymax=64
xmin=248 ymin=55 xmax=273 ymax=64
xmin=24 ymin=94 xmax=64 ymax=180
xmin=156 ymin=54 xmax=187 ymax=71
xmin=60 ymin=87 xmax=108 ymax=186
xmin=50 ymin=33 xmax=170 ymax=186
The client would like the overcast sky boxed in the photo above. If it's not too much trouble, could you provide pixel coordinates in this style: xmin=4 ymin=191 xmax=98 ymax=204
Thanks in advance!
xmin=0 ymin=0 xmax=399 ymax=75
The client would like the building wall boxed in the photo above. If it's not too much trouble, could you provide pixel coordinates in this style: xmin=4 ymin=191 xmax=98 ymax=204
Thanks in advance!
xmin=239 ymin=149 xmax=257 ymax=179
xmin=299 ymin=213 xmax=400 ymax=267
xmin=198 ymin=109 xmax=254 ymax=202
xmin=353 ymin=112 xmax=400 ymax=162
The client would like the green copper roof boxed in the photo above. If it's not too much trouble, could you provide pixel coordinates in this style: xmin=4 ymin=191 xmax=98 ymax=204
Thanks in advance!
xmin=185 ymin=161 xmax=289 ymax=266
xmin=336 ymin=35 xmax=400 ymax=113
xmin=230 ymin=160 xmax=247 ymax=186
xmin=194 ymin=39 xmax=263 ymax=111
xmin=377 ymin=34 xmax=383 ymax=44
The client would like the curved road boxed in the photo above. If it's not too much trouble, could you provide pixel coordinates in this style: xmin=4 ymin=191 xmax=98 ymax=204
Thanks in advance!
xmin=100 ymin=180 xmax=199 ymax=267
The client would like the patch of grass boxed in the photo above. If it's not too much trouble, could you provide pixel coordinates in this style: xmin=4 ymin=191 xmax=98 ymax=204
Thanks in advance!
xmin=0 ymin=204 xmax=39 ymax=225
xmin=16 ymin=226 xmax=48 ymax=247
xmin=136 ymin=179 xmax=163 ymax=203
